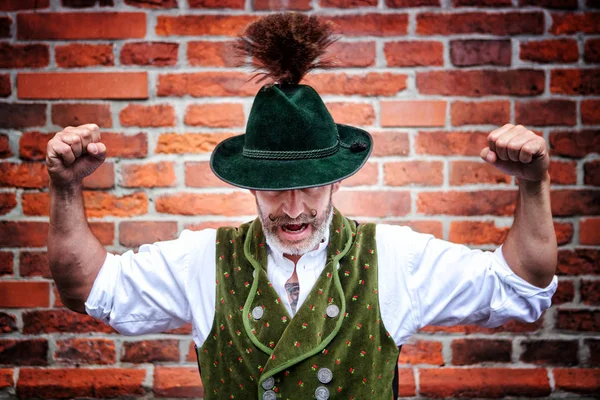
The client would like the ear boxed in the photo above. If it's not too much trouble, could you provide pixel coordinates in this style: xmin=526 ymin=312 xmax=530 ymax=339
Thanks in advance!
xmin=331 ymin=181 xmax=341 ymax=194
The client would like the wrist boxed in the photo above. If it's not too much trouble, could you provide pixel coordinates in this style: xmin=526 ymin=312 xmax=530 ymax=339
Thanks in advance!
xmin=518 ymin=172 xmax=550 ymax=195
xmin=50 ymin=180 xmax=83 ymax=197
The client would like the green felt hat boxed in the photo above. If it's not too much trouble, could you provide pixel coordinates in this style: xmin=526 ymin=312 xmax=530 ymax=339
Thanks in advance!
xmin=210 ymin=83 xmax=372 ymax=190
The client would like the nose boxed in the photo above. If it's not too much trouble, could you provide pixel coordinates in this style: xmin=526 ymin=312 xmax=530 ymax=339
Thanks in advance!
xmin=281 ymin=190 xmax=305 ymax=219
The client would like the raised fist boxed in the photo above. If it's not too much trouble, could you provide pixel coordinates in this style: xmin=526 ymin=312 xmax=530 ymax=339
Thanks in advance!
xmin=46 ymin=124 xmax=106 ymax=187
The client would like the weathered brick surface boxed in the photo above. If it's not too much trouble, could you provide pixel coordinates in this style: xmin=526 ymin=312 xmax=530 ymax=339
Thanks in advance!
xmin=0 ymin=339 xmax=48 ymax=366
xmin=55 ymin=44 xmax=114 ymax=68
xmin=120 ymin=42 xmax=178 ymax=66
xmin=119 ymin=221 xmax=178 ymax=247
xmin=54 ymin=338 xmax=116 ymax=365
xmin=451 ymin=339 xmax=512 ymax=365
xmin=121 ymin=339 xmax=180 ymax=363
xmin=153 ymin=367 xmax=203 ymax=398
xmin=119 ymin=104 xmax=175 ymax=127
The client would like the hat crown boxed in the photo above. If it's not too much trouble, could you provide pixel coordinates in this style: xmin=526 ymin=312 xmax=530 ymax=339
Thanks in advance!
xmin=244 ymin=85 xmax=338 ymax=155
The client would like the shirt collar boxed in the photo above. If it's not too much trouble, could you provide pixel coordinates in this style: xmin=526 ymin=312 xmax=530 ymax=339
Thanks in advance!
xmin=265 ymin=225 xmax=330 ymax=270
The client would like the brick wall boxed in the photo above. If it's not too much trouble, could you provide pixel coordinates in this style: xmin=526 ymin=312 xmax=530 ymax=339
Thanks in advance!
xmin=0 ymin=0 xmax=599 ymax=398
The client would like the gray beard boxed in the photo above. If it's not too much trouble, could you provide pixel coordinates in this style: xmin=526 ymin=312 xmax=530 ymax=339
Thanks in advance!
xmin=259 ymin=202 xmax=334 ymax=256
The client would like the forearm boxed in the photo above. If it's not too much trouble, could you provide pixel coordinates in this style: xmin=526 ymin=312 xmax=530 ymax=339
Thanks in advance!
xmin=502 ymin=172 xmax=557 ymax=288
xmin=49 ymin=182 xmax=107 ymax=313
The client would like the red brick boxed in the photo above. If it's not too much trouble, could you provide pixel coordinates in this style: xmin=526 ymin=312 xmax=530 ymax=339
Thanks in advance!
xmin=324 ymin=14 xmax=409 ymax=36
xmin=398 ymin=368 xmax=416 ymax=397
xmin=549 ymin=160 xmax=577 ymax=185
xmin=252 ymin=0 xmax=312 ymax=9
xmin=156 ymin=192 xmax=256 ymax=216
xmin=307 ymin=72 xmax=407 ymax=96
xmin=453 ymin=0 xmax=510 ymax=5
xmin=520 ymin=39 xmax=579 ymax=64
xmin=586 ymin=339 xmax=600 ymax=365
xmin=187 ymin=41 xmax=240 ymax=67
xmin=0 ymin=368 xmax=13 ymax=388
xmin=0 ymin=74 xmax=10 ymax=97
xmin=54 ymin=338 xmax=116 ymax=365
xmin=120 ymin=42 xmax=178 ymax=66
xmin=120 ymin=162 xmax=176 ymax=188
xmin=550 ymin=12 xmax=600 ymax=34
xmin=552 ymin=280 xmax=575 ymax=304
xmin=327 ymin=41 xmax=375 ymax=68
xmin=0 ymin=193 xmax=16 ymax=216
xmin=551 ymin=190 xmax=600 ymax=216
xmin=371 ymin=131 xmax=409 ymax=157
xmin=0 ymin=339 xmax=47 ymax=366
xmin=184 ymin=103 xmax=245 ymax=127
xmin=585 ymin=160 xmax=600 ymax=186
xmin=156 ymin=15 xmax=256 ymax=36
xmin=17 ymin=368 xmax=145 ymax=398
xmin=83 ymin=191 xmax=148 ymax=218
xmin=0 ymin=17 xmax=10 ymax=38
xmin=0 ymin=134 xmax=11 ymax=158
xmin=385 ymin=41 xmax=443 ymax=67
xmin=549 ymin=130 xmax=600 ymax=158
xmin=0 ymin=43 xmax=49 ymax=68
xmin=18 ymin=13 xmax=146 ymax=40
xmin=381 ymin=100 xmax=446 ymax=127
xmin=82 ymin=162 xmax=114 ymax=189
xmin=19 ymin=251 xmax=50 ymax=277
xmin=52 ymin=103 xmax=112 ymax=128
xmin=418 ymin=190 xmax=517 ymax=216
xmin=451 ymin=100 xmax=510 ymax=126
xmin=185 ymin=162 xmax=232 ymax=188
xmin=23 ymin=309 xmax=115 ymax=334
xmin=384 ymin=161 xmax=443 ymax=186
xmin=581 ymin=280 xmax=600 ymax=305
xmin=0 ymin=162 xmax=48 ymax=188
xmin=450 ymin=161 xmax=511 ymax=185
xmin=417 ymin=70 xmax=545 ymax=97
xmin=584 ymin=39 xmax=600 ymax=63
xmin=125 ymin=0 xmax=177 ymax=7
xmin=103 ymin=132 xmax=148 ymax=158
xmin=119 ymin=104 xmax=175 ymax=127
xmin=520 ymin=340 xmax=578 ymax=366
xmin=416 ymin=131 xmax=489 ymax=156
xmin=119 ymin=221 xmax=178 ymax=247
xmin=327 ymin=102 xmax=375 ymax=126
xmin=21 ymin=193 xmax=50 ymax=217
xmin=343 ymin=162 xmax=378 ymax=186
xmin=449 ymin=221 xmax=508 ymax=245
xmin=0 ymin=0 xmax=49 ymax=9
xmin=190 ymin=0 xmax=244 ymax=7
xmin=515 ymin=100 xmax=576 ymax=126
xmin=387 ymin=0 xmax=439 ymax=5
xmin=520 ymin=0 xmax=577 ymax=7
xmin=0 ymin=252 xmax=13 ymax=275
xmin=553 ymin=368 xmax=600 ymax=395
xmin=451 ymin=339 xmax=511 ymax=365
xmin=551 ymin=69 xmax=600 ymax=95
xmin=398 ymin=340 xmax=443 ymax=365
xmin=417 ymin=12 xmax=544 ymax=35
xmin=321 ymin=0 xmax=377 ymax=6
xmin=557 ymin=249 xmax=600 ymax=275
xmin=388 ymin=221 xmax=443 ymax=237
xmin=63 ymin=0 xmax=115 ymax=7
xmin=156 ymin=133 xmax=236 ymax=154
xmin=0 ymin=282 xmax=49 ymax=308
xmin=333 ymin=190 xmax=411 ymax=217
xmin=450 ymin=39 xmax=511 ymax=67
xmin=157 ymin=72 xmax=259 ymax=97
xmin=90 ymin=222 xmax=115 ymax=245
xmin=0 ymin=103 xmax=46 ymax=128
xmin=18 ymin=72 xmax=148 ymax=100
xmin=55 ymin=44 xmax=113 ymax=68
xmin=153 ymin=367 xmax=203 ymax=398
xmin=580 ymin=218 xmax=600 ymax=245
xmin=557 ymin=310 xmax=600 ymax=332
xmin=121 ymin=340 xmax=179 ymax=363
xmin=420 ymin=368 xmax=550 ymax=398
xmin=582 ymin=100 xmax=600 ymax=124
xmin=556 ymin=221 xmax=574 ymax=245
xmin=0 ymin=313 xmax=17 ymax=333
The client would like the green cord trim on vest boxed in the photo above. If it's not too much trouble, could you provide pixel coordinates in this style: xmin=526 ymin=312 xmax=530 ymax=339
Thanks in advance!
xmin=241 ymin=221 xmax=275 ymax=356
xmin=257 ymin=215 xmax=354 ymax=388
xmin=242 ymin=141 xmax=339 ymax=160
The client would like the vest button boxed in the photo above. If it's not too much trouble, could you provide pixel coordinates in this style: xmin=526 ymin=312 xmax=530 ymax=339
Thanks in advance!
xmin=325 ymin=304 xmax=339 ymax=318
xmin=315 ymin=386 xmax=330 ymax=400
xmin=262 ymin=389 xmax=276 ymax=400
xmin=261 ymin=376 xmax=275 ymax=390
xmin=252 ymin=306 xmax=264 ymax=320
xmin=317 ymin=367 xmax=333 ymax=384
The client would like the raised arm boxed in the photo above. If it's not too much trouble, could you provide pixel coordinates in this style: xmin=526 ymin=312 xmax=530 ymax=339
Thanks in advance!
xmin=480 ymin=124 xmax=557 ymax=288
xmin=46 ymin=124 xmax=108 ymax=313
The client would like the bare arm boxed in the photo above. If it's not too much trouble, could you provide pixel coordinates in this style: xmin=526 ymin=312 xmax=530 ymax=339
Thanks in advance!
xmin=481 ymin=124 xmax=557 ymax=289
xmin=46 ymin=124 xmax=108 ymax=313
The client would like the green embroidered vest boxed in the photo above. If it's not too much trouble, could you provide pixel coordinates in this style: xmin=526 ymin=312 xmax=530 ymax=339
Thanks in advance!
xmin=196 ymin=210 xmax=399 ymax=399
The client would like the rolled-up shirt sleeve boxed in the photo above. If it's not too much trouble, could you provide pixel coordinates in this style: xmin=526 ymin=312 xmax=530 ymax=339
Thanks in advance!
xmin=85 ymin=229 xmax=203 ymax=335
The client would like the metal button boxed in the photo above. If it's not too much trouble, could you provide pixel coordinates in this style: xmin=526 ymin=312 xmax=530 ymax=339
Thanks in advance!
xmin=252 ymin=306 xmax=264 ymax=320
xmin=262 ymin=389 xmax=276 ymax=400
xmin=317 ymin=367 xmax=332 ymax=384
xmin=325 ymin=304 xmax=339 ymax=318
xmin=315 ymin=386 xmax=330 ymax=400
xmin=261 ymin=376 xmax=275 ymax=390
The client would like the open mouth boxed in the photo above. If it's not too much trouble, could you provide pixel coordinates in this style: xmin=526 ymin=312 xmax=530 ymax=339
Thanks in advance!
xmin=281 ymin=223 xmax=308 ymax=233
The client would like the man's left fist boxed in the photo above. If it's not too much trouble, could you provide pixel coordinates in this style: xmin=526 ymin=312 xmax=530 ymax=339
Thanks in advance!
xmin=480 ymin=124 xmax=550 ymax=183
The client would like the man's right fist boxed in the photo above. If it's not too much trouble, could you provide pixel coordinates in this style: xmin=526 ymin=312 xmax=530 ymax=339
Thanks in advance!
xmin=46 ymin=124 xmax=106 ymax=187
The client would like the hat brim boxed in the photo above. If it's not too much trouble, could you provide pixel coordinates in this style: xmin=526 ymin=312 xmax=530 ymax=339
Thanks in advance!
xmin=210 ymin=124 xmax=373 ymax=191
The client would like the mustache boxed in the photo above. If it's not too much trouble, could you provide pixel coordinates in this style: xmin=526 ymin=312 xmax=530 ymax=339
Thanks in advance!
xmin=267 ymin=212 xmax=316 ymax=226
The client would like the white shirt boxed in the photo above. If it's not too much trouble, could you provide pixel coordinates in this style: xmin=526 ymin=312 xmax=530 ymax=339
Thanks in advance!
xmin=85 ymin=224 xmax=557 ymax=347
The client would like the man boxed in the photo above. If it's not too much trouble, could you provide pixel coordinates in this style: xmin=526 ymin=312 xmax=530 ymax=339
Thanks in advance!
xmin=48 ymin=13 xmax=557 ymax=400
